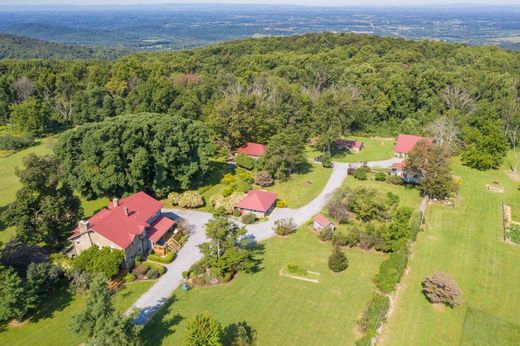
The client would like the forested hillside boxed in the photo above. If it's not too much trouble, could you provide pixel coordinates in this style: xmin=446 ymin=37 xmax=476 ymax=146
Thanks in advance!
xmin=0 ymin=33 xmax=126 ymax=60
xmin=1 ymin=33 xmax=519 ymax=171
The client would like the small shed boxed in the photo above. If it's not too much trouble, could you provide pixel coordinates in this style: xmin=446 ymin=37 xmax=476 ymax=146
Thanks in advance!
xmin=334 ymin=139 xmax=364 ymax=153
xmin=313 ymin=214 xmax=335 ymax=232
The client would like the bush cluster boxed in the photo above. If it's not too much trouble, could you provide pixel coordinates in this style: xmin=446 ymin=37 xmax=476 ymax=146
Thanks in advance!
xmin=0 ymin=134 xmax=34 ymax=151
xmin=356 ymin=294 xmax=390 ymax=346
xmin=273 ymin=218 xmax=297 ymax=236
xmin=235 ymin=153 xmax=255 ymax=170
xmin=209 ymin=192 xmax=245 ymax=214
xmin=374 ymin=248 xmax=408 ymax=293
xmin=241 ymin=213 xmax=257 ymax=224
xmin=375 ymin=171 xmax=387 ymax=181
xmin=254 ymin=170 xmax=273 ymax=187
xmin=168 ymin=191 xmax=204 ymax=208
xmin=147 ymin=251 xmax=176 ymax=264
xmin=422 ymin=272 xmax=462 ymax=307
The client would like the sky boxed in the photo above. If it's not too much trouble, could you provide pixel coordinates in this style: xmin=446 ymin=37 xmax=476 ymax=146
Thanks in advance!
xmin=1 ymin=0 xmax=519 ymax=7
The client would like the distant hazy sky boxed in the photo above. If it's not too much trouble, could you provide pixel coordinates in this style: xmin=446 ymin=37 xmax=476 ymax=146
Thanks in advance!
xmin=1 ymin=0 xmax=519 ymax=7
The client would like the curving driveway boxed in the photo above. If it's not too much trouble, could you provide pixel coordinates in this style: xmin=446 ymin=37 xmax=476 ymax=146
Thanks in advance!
xmin=130 ymin=157 xmax=402 ymax=323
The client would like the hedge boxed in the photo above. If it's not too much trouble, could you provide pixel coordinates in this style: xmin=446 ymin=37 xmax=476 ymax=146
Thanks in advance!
xmin=144 ymin=261 xmax=166 ymax=275
xmin=148 ymin=251 xmax=176 ymax=264
xmin=356 ymin=293 xmax=390 ymax=345
xmin=374 ymin=248 xmax=408 ymax=293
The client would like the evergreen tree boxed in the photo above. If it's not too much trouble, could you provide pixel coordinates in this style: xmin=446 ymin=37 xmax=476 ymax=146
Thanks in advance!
xmin=328 ymin=246 xmax=349 ymax=273
xmin=183 ymin=312 xmax=223 ymax=346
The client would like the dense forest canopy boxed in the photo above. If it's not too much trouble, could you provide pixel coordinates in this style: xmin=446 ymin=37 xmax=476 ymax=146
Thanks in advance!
xmin=0 ymin=33 xmax=126 ymax=60
xmin=0 ymin=32 xmax=519 ymax=165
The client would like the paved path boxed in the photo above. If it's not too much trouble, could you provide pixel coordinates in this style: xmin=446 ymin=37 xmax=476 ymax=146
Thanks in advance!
xmin=130 ymin=157 xmax=402 ymax=323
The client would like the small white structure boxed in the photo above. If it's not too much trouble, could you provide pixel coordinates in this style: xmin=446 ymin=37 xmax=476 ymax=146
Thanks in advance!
xmin=313 ymin=214 xmax=335 ymax=232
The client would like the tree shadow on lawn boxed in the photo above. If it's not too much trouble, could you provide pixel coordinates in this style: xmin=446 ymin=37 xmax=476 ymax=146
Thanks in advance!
xmin=246 ymin=243 xmax=266 ymax=275
xmin=222 ymin=321 xmax=257 ymax=345
xmin=195 ymin=160 xmax=235 ymax=191
xmin=296 ymin=161 xmax=314 ymax=175
xmin=28 ymin=282 xmax=74 ymax=323
xmin=141 ymin=295 xmax=184 ymax=346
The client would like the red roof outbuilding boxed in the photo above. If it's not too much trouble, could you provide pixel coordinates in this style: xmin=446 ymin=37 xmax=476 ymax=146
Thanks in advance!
xmin=69 ymin=192 xmax=166 ymax=249
xmin=235 ymin=142 xmax=267 ymax=157
xmin=394 ymin=134 xmax=433 ymax=154
xmin=236 ymin=190 xmax=278 ymax=213
xmin=314 ymin=214 xmax=333 ymax=228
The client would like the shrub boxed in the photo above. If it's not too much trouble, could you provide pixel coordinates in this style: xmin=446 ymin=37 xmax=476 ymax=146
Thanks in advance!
xmin=321 ymin=153 xmax=333 ymax=168
xmin=287 ymin=263 xmax=306 ymax=276
xmin=235 ymin=153 xmax=255 ymax=170
xmin=354 ymin=169 xmax=368 ymax=181
xmin=175 ymin=191 xmax=204 ymax=208
xmin=276 ymin=199 xmax=288 ymax=208
xmin=72 ymin=246 xmax=124 ymax=278
xmin=190 ymin=263 xmax=206 ymax=276
xmin=358 ymin=294 xmax=390 ymax=342
xmin=254 ymin=170 xmax=273 ymax=187
xmin=318 ymin=227 xmax=335 ymax=241
xmin=144 ymin=261 xmax=166 ymax=275
xmin=232 ymin=208 xmax=241 ymax=217
xmin=386 ymin=175 xmax=403 ymax=185
xmin=374 ymin=248 xmax=408 ymax=293
xmin=133 ymin=263 xmax=149 ymax=276
xmin=148 ymin=251 xmax=176 ymax=264
xmin=375 ymin=172 xmax=387 ymax=181
xmin=328 ymin=246 xmax=349 ymax=272
xmin=147 ymin=269 xmax=160 ymax=279
xmin=328 ymin=199 xmax=350 ymax=223
xmin=210 ymin=192 xmax=245 ymax=214
xmin=510 ymin=224 xmax=520 ymax=244
xmin=332 ymin=231 xmax=350 ymax=247
xmin=422 ymin=272 xmax=462 ymax=307
xmin=168 ymin=192 xmax=180 ymax=205
xmin=183 ymin=312 xmax=223 ymax=346
xmin=241 ymin=213 xmax=257 ymax=224
xmin=273 ymin=218 xmax=297 ymax=236
xmin=0 ymin=134 xmax=34 ymax=151
xmin=124 ymin=273 xmax=136 ymax=283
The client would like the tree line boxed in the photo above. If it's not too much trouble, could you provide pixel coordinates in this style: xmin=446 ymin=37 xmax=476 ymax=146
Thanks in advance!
xmin=0 ymin=33 xmax=517 ymax=171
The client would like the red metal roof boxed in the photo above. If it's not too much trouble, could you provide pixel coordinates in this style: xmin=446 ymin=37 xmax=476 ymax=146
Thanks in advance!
xmin=148 ymin=216 xmax=176 ymax=243
xmin=314 ymin=213 xmax=333 ymax=227
xmin=392 ymin=161 xmax=406 ymax=170
xmin=69 ymin=191 xmax=163 ymax=249
xmin=394 ymin=134 xmax=433 ymax=154
xmin=235 ymin=142 xmax=267 ymax=157
xmin=236 ymin=190 xmax=278 ymax=212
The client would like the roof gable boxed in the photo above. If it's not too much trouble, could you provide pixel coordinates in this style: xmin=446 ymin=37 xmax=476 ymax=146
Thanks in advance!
xmin=70 ymin=191 xmax=163 ymax=249
xmin=394 ymin=134 xmax=433 ymax=154
xmin=235 ymin=142 xmax=267 ymax=157
xmin=236 ymin=190 xmax=278 ymax=212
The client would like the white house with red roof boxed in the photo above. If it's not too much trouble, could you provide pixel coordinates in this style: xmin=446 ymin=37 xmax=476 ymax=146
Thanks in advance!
xmin=313 ymin=214 xmax=335 ymax=232
xmin=394 ymin=134 xmax=433 ymax=158
xmin=391 ymin=161 xmax=407 ymax=178
xmin=235 ymin=190 xmax=278 ymax=217
xmin=235 ymin=142 xmax=267 ymax=158
xmin=68 ymin=192 xmax=176 ymax=268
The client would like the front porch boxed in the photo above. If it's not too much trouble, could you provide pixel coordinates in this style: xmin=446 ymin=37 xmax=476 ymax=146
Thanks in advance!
xmin=148 ymin=215 xmax=185 ymax=256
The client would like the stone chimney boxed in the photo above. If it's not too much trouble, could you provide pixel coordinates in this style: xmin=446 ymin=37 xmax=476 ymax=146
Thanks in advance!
xmin=112 ymin=197 xmax=119 ymax=208
xmin=78 ymin=220 xmax=90 ymax=233
xmin=124 ymin=206 xmax=129 ymax=217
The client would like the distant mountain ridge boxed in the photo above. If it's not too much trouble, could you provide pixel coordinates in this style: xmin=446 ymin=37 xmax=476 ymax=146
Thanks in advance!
xmin=0 ymin=32 xmax=127 ymax=60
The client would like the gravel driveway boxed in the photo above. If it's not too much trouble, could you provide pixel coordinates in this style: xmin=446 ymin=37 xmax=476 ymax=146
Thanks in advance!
xmin=130 ymin=157 xmax=402 ymax=323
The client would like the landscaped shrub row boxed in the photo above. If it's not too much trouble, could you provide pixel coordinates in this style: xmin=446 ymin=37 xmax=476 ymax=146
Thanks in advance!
xmin=510 ymin=224 xmax=520 ymax=244
xmin=148 ymin=251 xmax=176 ymax=264
xmin=374 ymin=247 xmax=409 ymax=293
xmin=356 ymin=293 xmax=390 ymax=346
xmin=144 ymin=261 xmax=166 ymax=276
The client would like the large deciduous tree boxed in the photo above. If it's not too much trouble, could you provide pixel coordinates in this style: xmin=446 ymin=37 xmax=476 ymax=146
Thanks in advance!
xmin=3 ymin=154 xmax=83 ymax=247
xmin=259 ymin=130 xmax=306 ymax=181
xmin=55 ymin=113 xmax=214 ymax=198
xmin=406 ymin=141 xmax=453 ymax=198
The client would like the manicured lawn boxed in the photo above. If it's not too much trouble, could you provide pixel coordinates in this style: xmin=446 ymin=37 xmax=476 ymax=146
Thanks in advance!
xmin=142 ymin=229 xmax=386 ymax=345
xmin=265 ymin=164 xmax=332 ymax=208
xmin=0 ymin=281 xmax=154 ymax=346
xmin=306 ymin=136 xmax=395 ymax=163
xmin=380 ymin=155 xmax=520 ymax=346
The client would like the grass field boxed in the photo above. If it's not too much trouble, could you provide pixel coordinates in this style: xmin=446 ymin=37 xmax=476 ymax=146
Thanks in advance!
xmin=306 ymin=137 xmax=395 ymax=163
xmin=142 ymin=229 xmax=386 ymax=345
xmin=265 ymin=164 xmax=332 ymax=207
xmin=380 ymin=155 xmax=520 ymax=346
xmin=0 ymin=281 xmax=154 ymax=346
